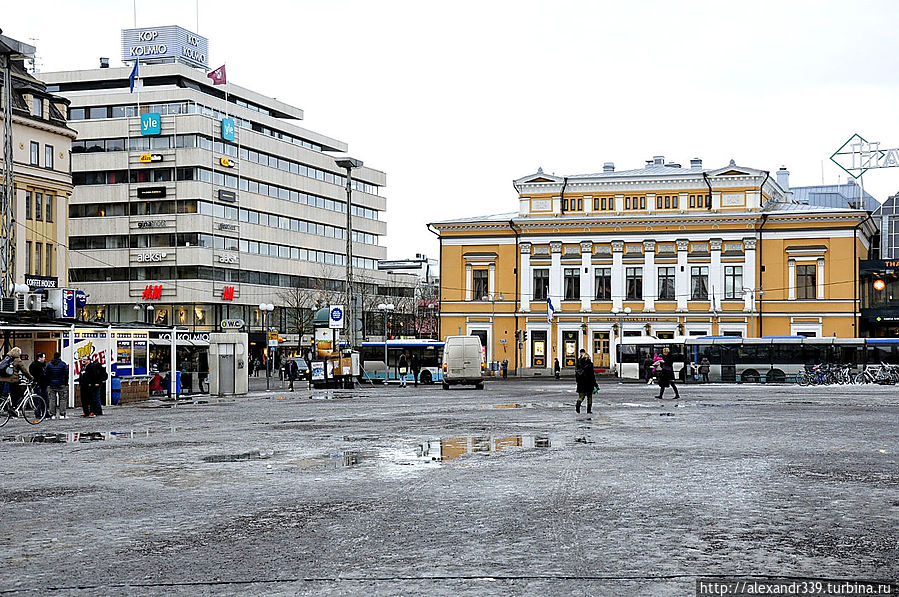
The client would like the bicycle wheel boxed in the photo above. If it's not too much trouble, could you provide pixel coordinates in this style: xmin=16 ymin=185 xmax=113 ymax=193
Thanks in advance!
xmin=853 ymin=372 xmax=869 ymax=385
xmin=0 ymin=398 xmax=11 ymax=428
xmin=797 ymin=372 xmax=810 ymax=386
xmin=23 ymin=395 xmax=46 ymax=425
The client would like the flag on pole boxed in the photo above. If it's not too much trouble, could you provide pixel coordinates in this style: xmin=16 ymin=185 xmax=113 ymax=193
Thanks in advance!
xmin=207 ymin=64 xmax=227 ymax=85
xmin=128 ymin=59 xmax=139 ymax=93
xmin=546 ymin=297 xmax=555 ymax=324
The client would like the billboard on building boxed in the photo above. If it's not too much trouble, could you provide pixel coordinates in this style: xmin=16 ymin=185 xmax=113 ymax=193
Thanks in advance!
xmin=121 ymin=26 xmax=209 ymax=69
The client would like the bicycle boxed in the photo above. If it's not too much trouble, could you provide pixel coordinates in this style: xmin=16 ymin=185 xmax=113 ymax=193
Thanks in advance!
xmin=0 ymin=382 xmax=47 ymax=427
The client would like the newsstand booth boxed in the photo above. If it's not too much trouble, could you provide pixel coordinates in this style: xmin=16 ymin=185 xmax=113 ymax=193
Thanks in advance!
xmin=0 ymin=323 xmax=196 ymax=408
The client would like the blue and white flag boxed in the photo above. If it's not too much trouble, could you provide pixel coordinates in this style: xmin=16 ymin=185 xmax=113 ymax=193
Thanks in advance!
xmin=546 ymin=297 xmax=555 ymax=324
xmin=129 ymin=59 xmax=139 ymax=93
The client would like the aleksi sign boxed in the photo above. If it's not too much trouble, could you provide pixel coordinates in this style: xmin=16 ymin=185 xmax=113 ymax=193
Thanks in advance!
xmin=134 ymin=252 xmax=168 ymax=262
xmin=121 ymin=26 xmax=209 ymax=69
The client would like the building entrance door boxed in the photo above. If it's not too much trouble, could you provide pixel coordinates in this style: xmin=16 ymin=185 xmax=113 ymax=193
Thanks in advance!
xmin=592 ymin=331 xmax=610 ymax=368
xmin=531 ymin=330 xmax=546 ymax=368
xmin=219 ymin=343 xmax=235 ymax=394
xmin=563 ymin=330 xmax=578 ymax=367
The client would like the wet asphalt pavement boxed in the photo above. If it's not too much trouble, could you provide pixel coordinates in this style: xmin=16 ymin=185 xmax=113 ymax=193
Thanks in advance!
xmin=0 ymin=378 xmax=897 ymax=596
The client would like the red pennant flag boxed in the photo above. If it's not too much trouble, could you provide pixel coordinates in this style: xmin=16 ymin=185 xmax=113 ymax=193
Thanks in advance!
xmin=207 ymin=64 xmax=226 ymax=85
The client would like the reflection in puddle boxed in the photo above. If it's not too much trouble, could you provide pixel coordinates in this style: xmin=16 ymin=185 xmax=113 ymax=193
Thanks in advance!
xmin=202 ymin=449 xmax=274 ymax=463
xmin=487 ymin=403 xmax=534 ymax=409
xmin=417 ymin=434 xmax=551 ymax=461
xmin=2 ymin=431 xmax=143 ymax=443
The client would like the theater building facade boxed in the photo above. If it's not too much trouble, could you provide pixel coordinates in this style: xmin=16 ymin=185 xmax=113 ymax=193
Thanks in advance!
xmin=431 ymin=156 xmax=875 ymax=373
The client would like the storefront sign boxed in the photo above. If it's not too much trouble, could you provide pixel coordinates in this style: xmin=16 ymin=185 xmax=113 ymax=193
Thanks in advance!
xmin=218 ymin=254 xmax=238 ymax=264
xmin=221 ymin=118 xmax=235 ymax=142
xmin=220 ymin=157 xmax=236 ymax=168
xmin=135 ymin=252 xmax=168 ymax=262
xmin=141 ymin=284 xmax=162 ymax=300
xmin=25 ymin=275 xmax=58 ymax=289
xmin=136 ymin=220 xmax=170 ymax=229
xmin=222 ymin=286 xmax=235 ymax=301
xmin=137 ymin=186 xmax=166 ymax=198
xmin=218 ymin=189 xmax=236 ymax=202
xmin=139 ymin=154 xmax=164 ymax=163
xmin=122 ymin=26 xmax=209 ymax=69
xmin=140 ymin=112 xmax=161 ymax=136
xmin=153 ymin=331 xmax=210 ymax=343
xmin=217 ymin=222 xmax=238 ymax=231
xmin=220 ymin=319 xmax=244 ymax=329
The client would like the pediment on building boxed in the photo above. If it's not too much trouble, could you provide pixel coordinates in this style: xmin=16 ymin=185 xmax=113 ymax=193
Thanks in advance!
xmin=708 ymin=160 xmax=765 ymax=178
xmin=514 ymin=167 xmax=565 ymax=186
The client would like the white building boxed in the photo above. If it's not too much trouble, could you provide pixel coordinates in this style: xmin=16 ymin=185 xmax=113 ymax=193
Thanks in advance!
xmin=40 ymin=26 xmax=412 ymax=354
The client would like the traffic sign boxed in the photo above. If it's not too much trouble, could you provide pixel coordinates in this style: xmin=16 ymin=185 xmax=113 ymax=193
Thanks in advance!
xmin=329 ymin=304 xmax=344 ymax=329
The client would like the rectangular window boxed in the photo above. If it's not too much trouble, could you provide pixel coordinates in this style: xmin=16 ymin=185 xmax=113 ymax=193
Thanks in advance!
xmin=45 ymin=145 xmax=54 ymax=170
xmin=725 ymin=265 xmax=743 ymax=299
xmin=657 ymin=196 xmax=663 ymax=209
xmin=533 ymin=268 xmax=549 ymax=301
xmin=25 ymin=241 xmax=31 ymax=275
xmin=691 ymin=266 xmax=709 ymax=300
xmin=690 ymin=195 xmax=696 ymax=208
xmin=45 ymin=244 xmax=53 ymax=276
xmin=664 ymin=196 xmax=671 ymax=209
xmin=25 ymin=191 xmax=32 ymax=220
xmin=626 ymin=267 xmax=643 ymax=300
xmin=640 ymin=196 xmax=646 ymax=209
xmin=601 ymin=197 xmax=607 ymax=210
xmin=30 ymin=141 xmax=39 ymax=166
xmin=32 ymin=97 xmax=43 ymax=118
xmin=625 ymin=197 xmax=631 ymax=210
xmin=797 ymin=264 xmax=817 ymax=299
xmin=609 ymin=197 xmax=615 ymax=210
xmin=34 ymin=192 xmax=43 ymax=221
xmin=672 ymin=195 xmax=678 ymax=209
xmin=593 ymin=198 xmax=600 ymax=211
xmin=658 ymin=267 xmax=675 ymax=300
xmin=472 ymin=269 xmax=488 ymax=300
xmin=564 ymin=267 xmax=580 ymax=300
xmin=34 ymin=242 xmax=42 ymax=275
xmin=594 ymin=267 xmax=611 ymax=300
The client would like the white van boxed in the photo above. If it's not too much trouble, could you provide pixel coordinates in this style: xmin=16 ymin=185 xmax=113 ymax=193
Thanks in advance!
xmin=441 ymin=335 xmax=485 ymax=390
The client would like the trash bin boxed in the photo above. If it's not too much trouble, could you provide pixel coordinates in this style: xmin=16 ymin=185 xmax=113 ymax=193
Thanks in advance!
xmin=111 ymin=377 xmax=122 ymax=405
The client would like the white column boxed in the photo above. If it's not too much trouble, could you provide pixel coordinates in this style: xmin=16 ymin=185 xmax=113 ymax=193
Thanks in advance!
xmin=743 ymin=238 xmax=757 ymax=312
xmin=611 ymin=240 xmax=624 ymax=311
xmin=817 ymin=257 xmax=825 ymax=299
xmin=465 ymin=264 xmax=472 ymax=301
xmin=643 ymin=240 xmax=656 ymax=312
xmin=580 ymin=241 xmax=592 ymax=311
xmin=788 ymin=259 xmax=796 ymax=300
xmin=520 ymin=242 xmax=531 ymax=312
xmin=676 ymin=239 xmax=689 ymax=312
xmin=488 ymin=263 xmax=496 ymax=296
xmin=710 ymin=238 xmax=723 ymax=312
xmin=549 ymin=241 xmax=562 ymax=309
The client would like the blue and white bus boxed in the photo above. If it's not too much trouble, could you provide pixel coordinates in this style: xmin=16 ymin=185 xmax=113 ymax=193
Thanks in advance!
xmin=360 ymin=339 xmax=445 ymax=384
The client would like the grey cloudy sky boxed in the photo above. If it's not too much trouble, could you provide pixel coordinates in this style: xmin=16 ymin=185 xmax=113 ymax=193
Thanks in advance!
xmin=5 ymin=0 xmax=899 ymax=260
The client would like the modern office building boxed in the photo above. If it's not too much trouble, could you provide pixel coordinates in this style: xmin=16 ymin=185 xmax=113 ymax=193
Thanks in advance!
xmin=0 ymin=33 xmax=74 ymax=297
xmin=431 ymin=156 xmax=876 ymax=373
xmin=40 ymin=26 xmax=413 ymax=355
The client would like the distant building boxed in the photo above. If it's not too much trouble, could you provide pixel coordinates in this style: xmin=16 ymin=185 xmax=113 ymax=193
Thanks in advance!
xmin=778 ymin=166 xmax=879 ymax=211
xmin=0 ymin=33 xmax=75 ymax=294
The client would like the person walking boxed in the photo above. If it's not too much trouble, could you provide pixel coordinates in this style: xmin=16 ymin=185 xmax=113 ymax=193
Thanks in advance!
xmin=398 ymin=352 xmax=408 ymax=388
xmin=643 ymin=354 xmax=655 ymax=384
xmin=411 ymin=353 xmax=421 ymax=386
xmin=0 ymin=347 xmax=33 ymax=415
xmin=656 ymin=347 xmax=680 ymax=400
xmin=501 ymin=359 xmax=508 ymax=379
xmin=554 ymin=358 xmax=561 ymax=380
xmin=29 ymin=352 xmax=48 ymax=419
xmin=699 ymin=357 xmax=710 ymax=383
xmin=286 ymin=358 xmax=298 ymax=391
xmin=81 ymin=360 xmax=107 ymax=416
xmin=574 ymin=349 xmax=598 ymax=414
xmin=44 ymin=352 xmax=69 ymax=419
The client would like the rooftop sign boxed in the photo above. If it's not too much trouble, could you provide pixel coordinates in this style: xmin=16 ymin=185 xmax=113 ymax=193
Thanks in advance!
xmin=122 ymin=26 xmax=208 ymax=69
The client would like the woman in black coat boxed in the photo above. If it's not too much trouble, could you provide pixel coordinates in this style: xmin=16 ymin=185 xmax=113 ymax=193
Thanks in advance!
xmin=574 ymin=350 xmax=598 ymax=414
xmin=656 ymin=347 xmax=680 ymax=400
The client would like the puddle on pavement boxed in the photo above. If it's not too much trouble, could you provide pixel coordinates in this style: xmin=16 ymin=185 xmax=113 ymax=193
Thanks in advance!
xmin=485 ymin=403 xmax=534 ymax=409
xmin=2 ymin=430 xmax=147 ymax=443
xmin=202 ymin=449 xmax=274 ymax=463
xmin=417 ymin=434 xmax=551 ymax=461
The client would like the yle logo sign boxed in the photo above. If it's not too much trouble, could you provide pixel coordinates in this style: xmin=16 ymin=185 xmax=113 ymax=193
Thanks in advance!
xmin=141 ymin=112 xmax=161 ymax=136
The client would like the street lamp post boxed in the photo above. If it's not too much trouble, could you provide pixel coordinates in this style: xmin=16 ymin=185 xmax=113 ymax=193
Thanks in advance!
xmin=377 ymin=303 xmax=394 ymax=381
xmin=482 ymin=293 xmax=504 ymax=366
xmin=259 ymin=303 xmax=274 ymax=390
xmin=336 ymin=157 xmax=363 ymax=350
xmin=611 ymin=306 xmax=631 ymax=381
xmin=133 ymin=303 xmax=155 ymax=324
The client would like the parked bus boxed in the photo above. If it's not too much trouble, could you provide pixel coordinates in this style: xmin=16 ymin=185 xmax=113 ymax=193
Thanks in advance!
xmin=360 ymin=339 xmax=445 ymax=384
xmin=617 ymin=336 xmax=873 ymax=383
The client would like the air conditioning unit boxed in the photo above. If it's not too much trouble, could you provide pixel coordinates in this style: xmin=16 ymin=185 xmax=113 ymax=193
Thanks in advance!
xmin=15 ymin=293 xmax=26 ymax=311
xmin=26 ymin=294 xmax=43 ymax=311
xmin=0 ymin=297 xmax=15 ymax=313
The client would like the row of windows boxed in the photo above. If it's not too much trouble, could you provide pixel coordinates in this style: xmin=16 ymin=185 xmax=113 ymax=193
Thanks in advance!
xmin=69 ymin=232 xmax=378 ymax=270
xmin=67 ymin=100 xmax=328 ymax=155
xmin=25 ymin=191 xmax=54 ymax=222
xmin=69 ymin=266 xmax=353 ymax=292
xmin=72 ymin=133 xmax=377 ymax=195
xmin=72 ymin=167 xmax=380 ymax=221
xmin=28 ymin=141 xmax=55 ymax=170
xmin=70 ymin=199 xmax=379 ymax=245
xmin=24 ymin=241 xmax=54 ymax=277
xmin=525 ymin=266 xmax=747 ymax=301
xmin=561 ymin=195 xmax=715 ymax=212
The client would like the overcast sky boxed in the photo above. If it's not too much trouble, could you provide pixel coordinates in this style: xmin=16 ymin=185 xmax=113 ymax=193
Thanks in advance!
xmin=5 ymin=0 xmax=899 ymax=260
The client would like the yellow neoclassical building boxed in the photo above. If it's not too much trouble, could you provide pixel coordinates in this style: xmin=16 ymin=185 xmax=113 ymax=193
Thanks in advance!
xmin=431 ymin=156 xmax=875 ymax=374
